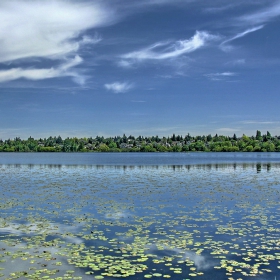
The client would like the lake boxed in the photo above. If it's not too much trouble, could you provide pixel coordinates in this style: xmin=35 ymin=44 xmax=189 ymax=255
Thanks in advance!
xmin=0 ymin=153 xmax=280 ymax=280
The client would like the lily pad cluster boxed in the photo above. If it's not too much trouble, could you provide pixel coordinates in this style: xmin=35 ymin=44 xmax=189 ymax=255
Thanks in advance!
xmin=0 ymin=163 xmax=280 ymax=279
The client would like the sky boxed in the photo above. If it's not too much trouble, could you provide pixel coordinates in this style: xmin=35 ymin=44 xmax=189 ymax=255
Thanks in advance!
xmin=1 ymin=0 xmax=280 ymax=139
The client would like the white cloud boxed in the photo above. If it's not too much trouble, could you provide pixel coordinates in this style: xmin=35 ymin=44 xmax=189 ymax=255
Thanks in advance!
xmin=124 ymin=0 xmax=195 ymax=8
xmin=220 ymin=25 xmax=264 ymax=48
xmin=216 ymin=3 xmax=280 ymax=53
xmin=0 ymin=56 xmax=85 ymax=84
xmin=104 ymin=82 xmax=133 ymax=93
xmin=117 ymin=60 xmax=135 ymax=68
xmin=0 ymin=1 xmax=112 ymax=62
xmin=217 ymin=72 xmax=236 ymax=76
xmin=216 ymin=128 xmax=240 ymax=133
xmin=239 ymin=2 xmax=280 ymax=25
xmin=0 ymin=0 xmax=114 ymax=83
xmin=239 ymin=121 xmax=279 ymax=125
xmin=81 ymin=34 xmax=102 ymax=45
xmin=203 ymin=4 xmax=237 ymax=14
xmin=120 ymin=31 xmax=219 ymax=64
xmin=205 ymin=72 xmax=236 ymax=81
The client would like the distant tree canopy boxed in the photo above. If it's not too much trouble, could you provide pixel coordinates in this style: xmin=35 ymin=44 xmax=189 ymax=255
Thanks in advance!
xmin=0 ymin=131 xmax=279 ymax=152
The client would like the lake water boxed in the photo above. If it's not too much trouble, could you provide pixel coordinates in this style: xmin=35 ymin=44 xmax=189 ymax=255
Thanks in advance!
xmin=0 ymin=152 xmax=279 ymax=165
xmin=0 ymin=153 xmax=280 ymax=280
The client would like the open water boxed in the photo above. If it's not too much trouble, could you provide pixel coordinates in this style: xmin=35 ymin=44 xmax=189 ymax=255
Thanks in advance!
xmin=0 ymin=153 xmax=279 ymax=280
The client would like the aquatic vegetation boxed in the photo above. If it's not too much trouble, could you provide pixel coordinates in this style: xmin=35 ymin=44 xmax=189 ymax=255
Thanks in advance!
xmin=0 ymin=163 xmax=279 ymax=279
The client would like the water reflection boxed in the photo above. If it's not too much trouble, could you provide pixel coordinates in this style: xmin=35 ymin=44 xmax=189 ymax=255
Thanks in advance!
xmin=1 ymin=159 xmax=280 ymax=280
xmin=0 ymin=162 xmax=279 ymax=173
xmin=0 ymin=152 xmax=280 ymax=166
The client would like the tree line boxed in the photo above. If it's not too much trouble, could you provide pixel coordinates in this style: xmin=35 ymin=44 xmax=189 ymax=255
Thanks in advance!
xmin=0 ymin=130 xmax=279 ymax=152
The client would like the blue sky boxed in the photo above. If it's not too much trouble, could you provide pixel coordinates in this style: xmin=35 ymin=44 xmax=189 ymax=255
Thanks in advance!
xmin=1 ymin=0 xmax=280 ymax=139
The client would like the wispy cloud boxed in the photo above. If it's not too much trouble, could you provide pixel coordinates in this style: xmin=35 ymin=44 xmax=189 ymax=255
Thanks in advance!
xmin=203 ymin=4 xmax=237 ymax=14
xmin=120 ymin=31 xmax=219 ymax=65
xmin=120 ymin=0 xmax=195 ymax=9
xmin=239 ymin=121 xmax=279 ymax=125
xmin=216 ymin=3 xmax=279 ymax=53
xmin=0 ymin=1 xmax=114 ymax=84
xmin=239 ymin=2 xmax=280 ymax=25
xmin=146 ymin=0 xmax=194 ymax=4
xmin=216 ymin=128 xmax=240 ymax=133
xmin=220 ymin=25 xmax=264 ymax=51
xmin=0 ymin=56 xmax=85 ymax=84
xmin=117 ymin=60 xmax=135 ymax=68
xmin=104 ymin=82 xmax=134 ymax=93
xmin=205 ymin=72 xmax=236 ymax=81
xmin=226 ymin=59 xmax=245 ymax=66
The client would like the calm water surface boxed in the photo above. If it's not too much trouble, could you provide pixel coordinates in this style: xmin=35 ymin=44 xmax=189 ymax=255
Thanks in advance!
xmin=0 ymin=153 xmax=279 ymax=279
xmin=0 ymin=152 xmax=280 ymax=165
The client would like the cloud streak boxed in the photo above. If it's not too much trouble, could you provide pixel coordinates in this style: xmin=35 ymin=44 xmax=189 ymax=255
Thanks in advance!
xmin=0 ymin=56 xmax=85 ymax=84
xmin=221 ymin=25 xmax=264 ymax=46
xmin=239 ymin=2 xmax=280 ymax=25
xmin=239 ymin=121 xmax=279 ymax=125
xmin=105 ymin=82 xmax=133 ymax=93
xmin=120 ymin=31 xmax=218 ymax=64
xmin=216 ymin=128 xmax=240 ymax=133
xmin=0 ymin=0 xmax=114 ymax=84
xmin=203 ymin=4 xmax=237 ymax=14
xmin=205 ymin=72 xmax=236 ymax=81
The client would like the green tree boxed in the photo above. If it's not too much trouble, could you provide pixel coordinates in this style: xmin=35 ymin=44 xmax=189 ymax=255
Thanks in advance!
xmin=141 ymin=145 xmax=156 ymax=152
xmin=256 ymin=130 xmax=262 ymax=141
xmin=56 ymin=136 xmax=63 ymax=144
xmin=108 ymin=142 xmax=117 ymax=149
xmin=245 ymin=145 xmax=254 ymax=152
xmin=172 ymin=145 xmax=182 ymax=152
xmin=98 ymin=143 xmax=109 ymax=152
xmin=206 ymin=134 xmax=212 ymax=141
xmin=266 ymin=131 xmax=272 ymax=140
xmin=156 ymin=145 xmax=169 ymax=152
